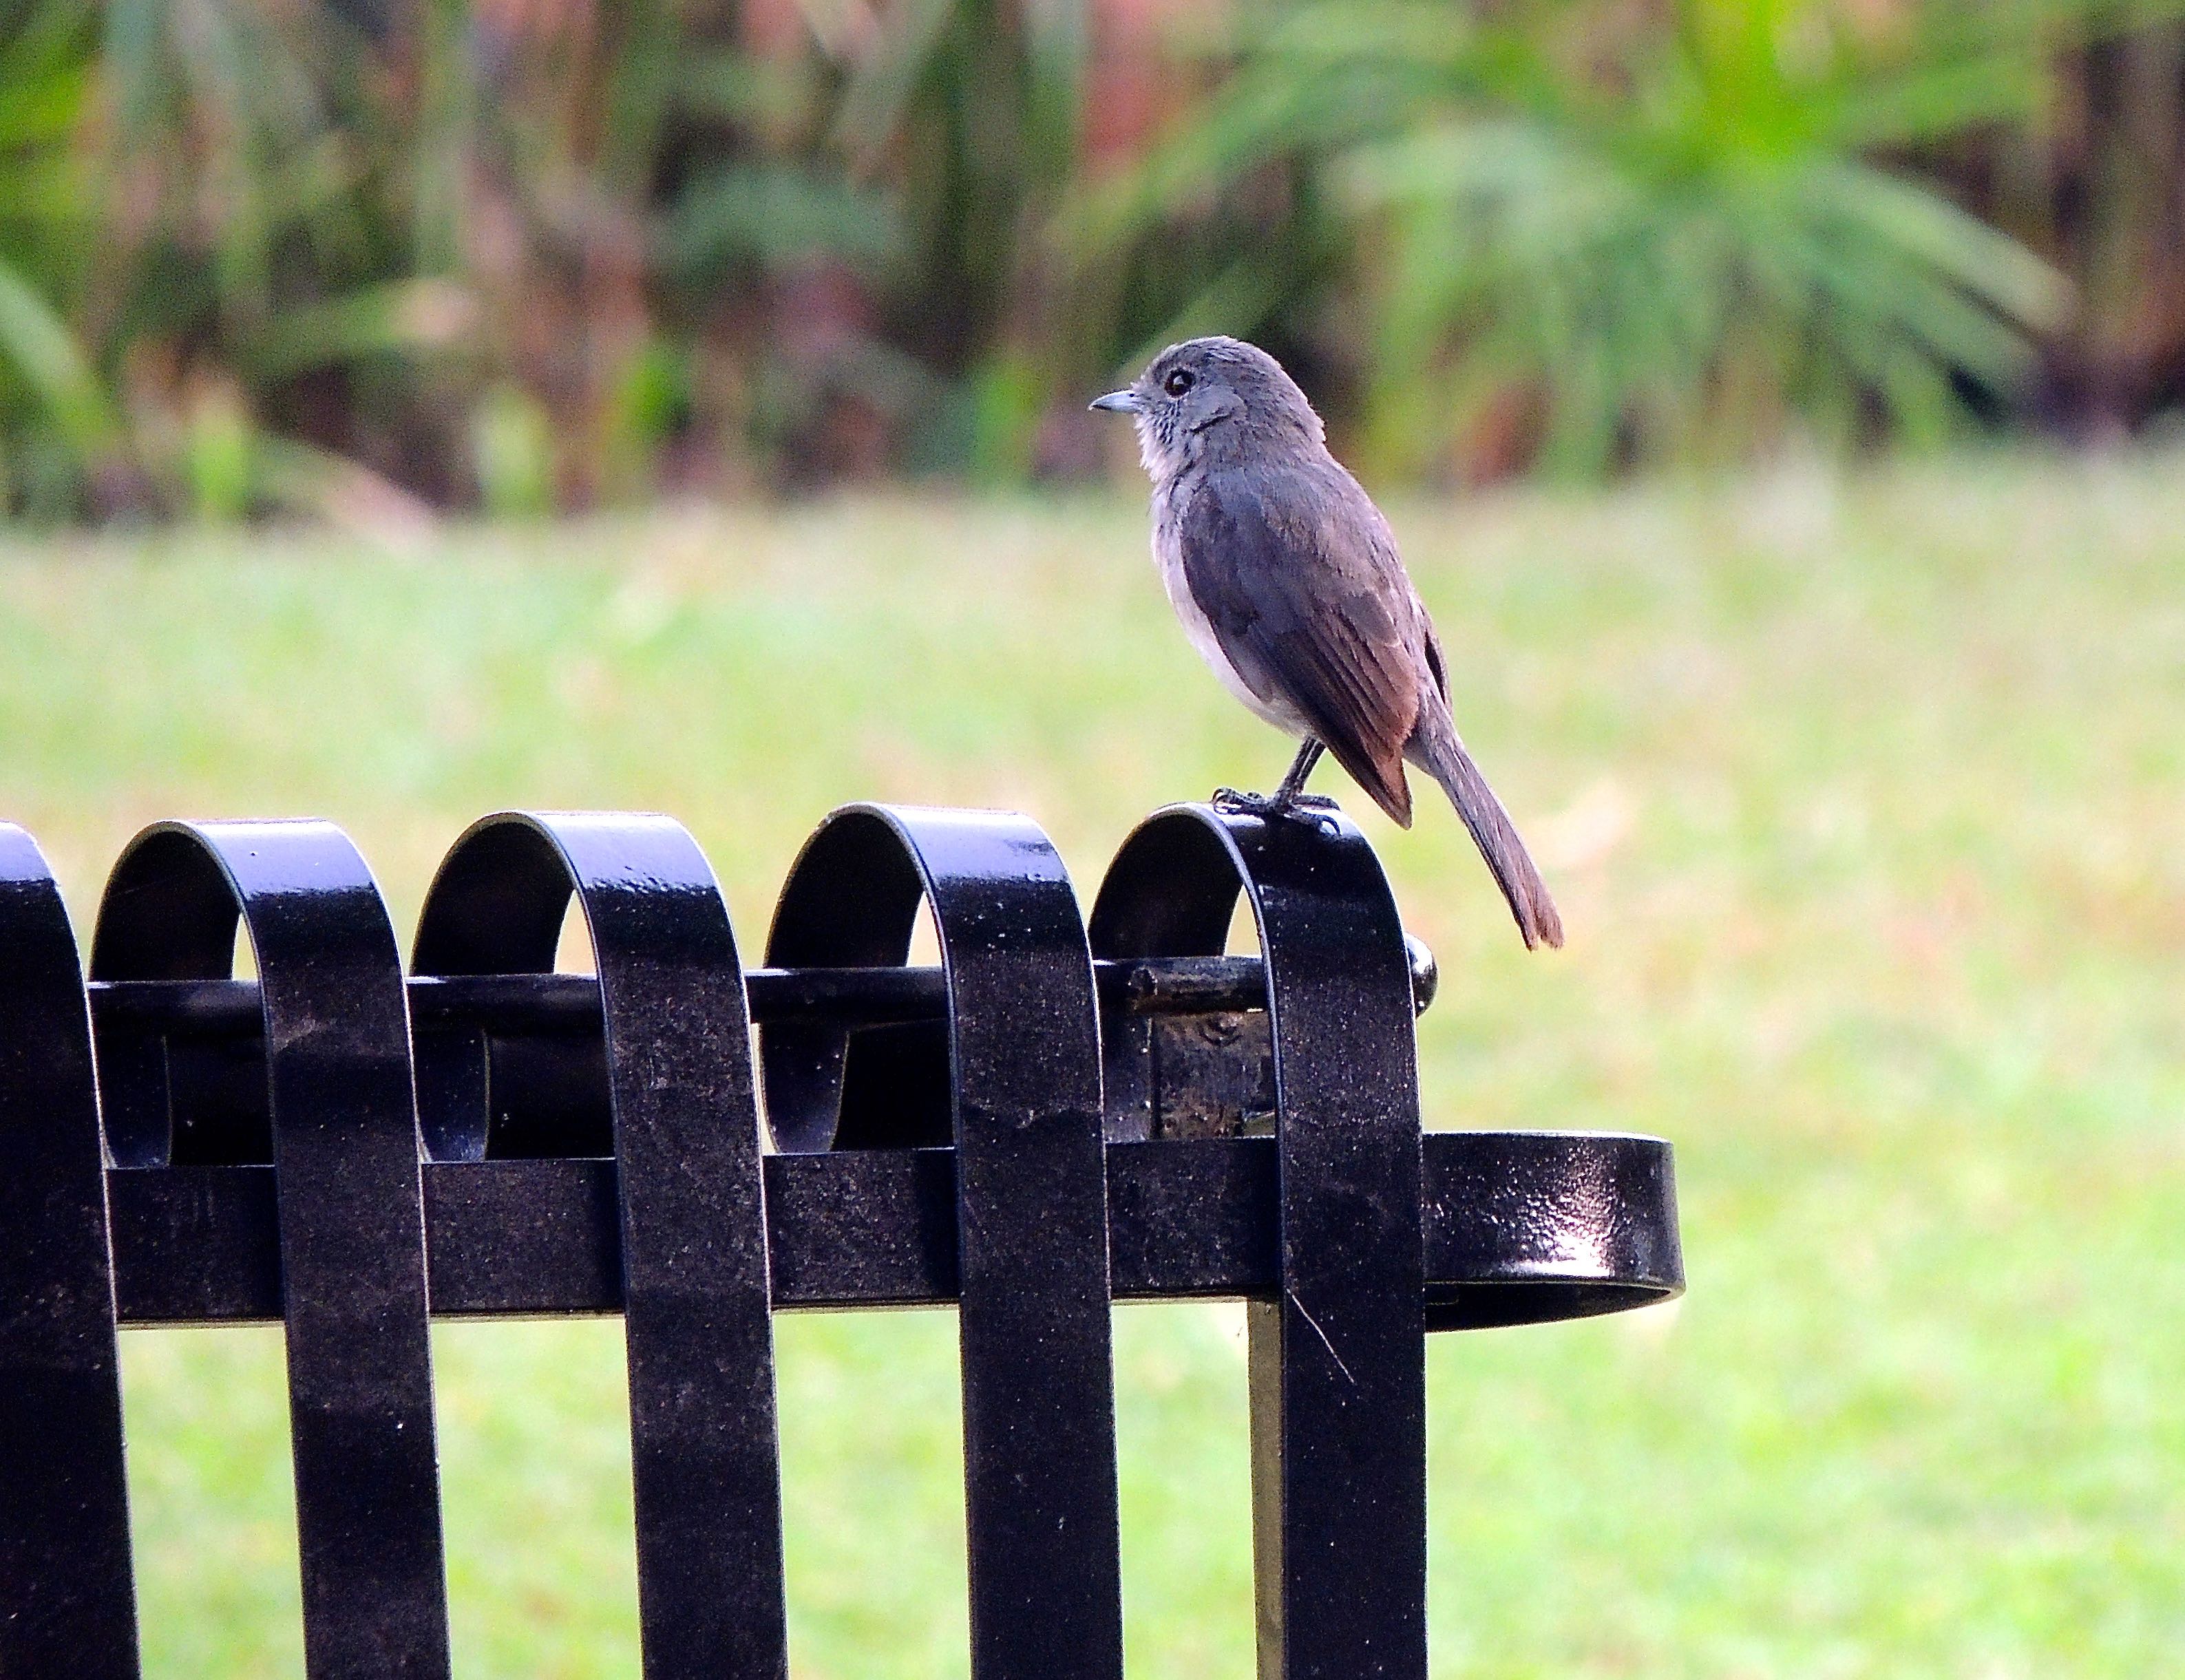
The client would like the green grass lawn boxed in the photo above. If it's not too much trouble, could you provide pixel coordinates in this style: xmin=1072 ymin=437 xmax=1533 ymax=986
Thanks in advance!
xmin=3 ymin=448 xmax=2182 ymax=1677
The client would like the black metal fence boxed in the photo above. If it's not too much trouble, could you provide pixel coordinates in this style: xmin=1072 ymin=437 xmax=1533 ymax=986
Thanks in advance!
xmin=0 ymin=800 xmax=1682 ymax=1680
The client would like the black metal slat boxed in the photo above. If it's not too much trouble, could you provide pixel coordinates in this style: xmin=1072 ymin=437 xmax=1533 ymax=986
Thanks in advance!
xmin=1245 ymin=814 xmax=1429 ymax=1680
xmin=1091 ymin=805 xmax=1428 ymax=1680
xmin=92 ymin=822 xmax=452 ymax=1680
xmin=0 ymin=823 xmax=140 ymax=1680
xmin=762 ymin=807 xmax=1126 ymax=1680
xmin=414 ymin=813 xmax=789 ymax=1680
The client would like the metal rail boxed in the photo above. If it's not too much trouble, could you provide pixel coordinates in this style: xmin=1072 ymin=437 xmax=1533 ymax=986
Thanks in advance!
xmin=83 ymin=943 xmax=1439 ymax=1037
xmin=0 ymin=801 xmax=1682 ymax=1680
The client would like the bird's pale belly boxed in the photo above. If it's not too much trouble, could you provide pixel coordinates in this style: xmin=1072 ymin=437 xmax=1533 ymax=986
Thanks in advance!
xmin=1152 ymin=534 xmax=1309 ymax=737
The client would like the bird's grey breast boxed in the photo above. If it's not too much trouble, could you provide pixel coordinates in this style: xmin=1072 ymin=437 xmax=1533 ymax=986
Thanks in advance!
xmin=1152 ymin=474 xmax=1309 ymax=733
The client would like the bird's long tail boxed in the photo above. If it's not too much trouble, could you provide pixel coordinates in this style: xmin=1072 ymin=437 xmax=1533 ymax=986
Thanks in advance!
xmin=1408 ymin=726 xmax=1564 ymax=950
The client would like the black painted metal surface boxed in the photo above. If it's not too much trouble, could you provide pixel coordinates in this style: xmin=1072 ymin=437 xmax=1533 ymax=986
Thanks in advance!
xmin=1093 ymin=805 xmax=1427 ymax=1680
xmin=763 ymin=807 xmax=1124 ymax=1680
xmin=94 ymin=1130 xmax=1678 ymax=1325
xmin=92 ymin=821 xmax=452 ymax=1680
xmin=414 ymin=812 xmax=788 ymax=1680
xmin=0 ymin=800 xmax=1683 ymax=1679
xmin=0 ymin=825 xmax=138 ymax=1680
xmin=83 ymin=949 xmax=1437 ymax=1041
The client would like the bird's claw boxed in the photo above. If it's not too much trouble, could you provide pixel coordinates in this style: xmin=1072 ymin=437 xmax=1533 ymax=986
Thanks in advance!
xmin=1210 ymin=788 xmax=1339 ymax=820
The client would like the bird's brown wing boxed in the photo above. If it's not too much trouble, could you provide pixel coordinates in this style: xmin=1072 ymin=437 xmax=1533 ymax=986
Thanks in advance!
xmin=1177 ymin=464 xmax=1424 ymax=825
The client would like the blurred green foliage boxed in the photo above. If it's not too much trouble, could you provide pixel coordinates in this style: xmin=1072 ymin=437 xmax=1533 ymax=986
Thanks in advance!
xmin=1072 ymin=0 xmax=2078 ymax=474
xmin=0 ymin=0 xmax=2180 ymax=517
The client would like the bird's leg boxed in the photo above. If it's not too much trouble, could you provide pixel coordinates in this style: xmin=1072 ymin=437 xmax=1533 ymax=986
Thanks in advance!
xmin=1213 ymin=738 xmax=1339 ymax=820
xmin=1273 ymin=738 xmax=1326 ymax=805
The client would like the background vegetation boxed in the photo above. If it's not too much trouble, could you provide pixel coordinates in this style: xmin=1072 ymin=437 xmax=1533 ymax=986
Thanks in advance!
xmin=6 ymin=447 xmax=2179 ymax=1674
xmin=3 ymin=0 xmax=2185 ymax=518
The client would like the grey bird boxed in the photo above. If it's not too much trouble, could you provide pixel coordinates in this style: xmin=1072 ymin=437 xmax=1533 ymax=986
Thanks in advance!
xmin=1091 ymin=335 xmax=1563 ymax=949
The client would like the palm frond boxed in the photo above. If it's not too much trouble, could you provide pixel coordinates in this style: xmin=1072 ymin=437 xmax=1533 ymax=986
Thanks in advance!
xmin=0 ymin=257 xmax=118 ymax=455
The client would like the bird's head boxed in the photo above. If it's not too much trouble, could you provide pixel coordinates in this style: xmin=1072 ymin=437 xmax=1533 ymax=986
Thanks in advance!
xmin=1090 ymin=336 xmax=1325 ymax=482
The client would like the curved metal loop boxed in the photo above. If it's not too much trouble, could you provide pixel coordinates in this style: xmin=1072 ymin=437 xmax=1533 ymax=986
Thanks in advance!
xmin=92 ymin=820 xmax=450 ymax=1680
xmin=1424 ymin=1130 xmax=1682 ymax=1330
xmin=409 ymin=815 xmax=606 ymax=1162
xmin=762 ymin=804 xmax=1123 ymax=1680
xmin=87 ymin=823 xmax=260 ymax=1168
xmin=1090 ymin=802 xmax=1427 ymax=1680
xmin=414 ymin=811 xmax=787 ymax=1680
xmin=759 ymin=809 xmax=940 ymax=1153
xmin=0 ymin=824 xmax=139 ymax=1680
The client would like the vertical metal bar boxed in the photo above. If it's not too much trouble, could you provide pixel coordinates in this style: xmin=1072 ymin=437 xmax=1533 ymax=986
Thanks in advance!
xmin=93 ymin=822 xmax=451 ymax=1680
xmin=0 ymin=823 xmax=140 ymax=1680
xmin=763 ymin=806 xmax=1123 ymax=1680
xmin=413 ymin=812 xmax=788 ymax=1680
xmin=1091 ymin=805 xmax=1428 ymax=1680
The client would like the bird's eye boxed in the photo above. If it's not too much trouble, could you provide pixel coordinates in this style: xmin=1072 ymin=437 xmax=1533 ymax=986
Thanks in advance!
xmin=1163 ymin=368 xmax=1196 ymax=397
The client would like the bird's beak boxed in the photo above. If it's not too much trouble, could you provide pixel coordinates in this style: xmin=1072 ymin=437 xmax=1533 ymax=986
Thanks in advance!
xmin=1088 ymin=390 xmax=1142 ymax=414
